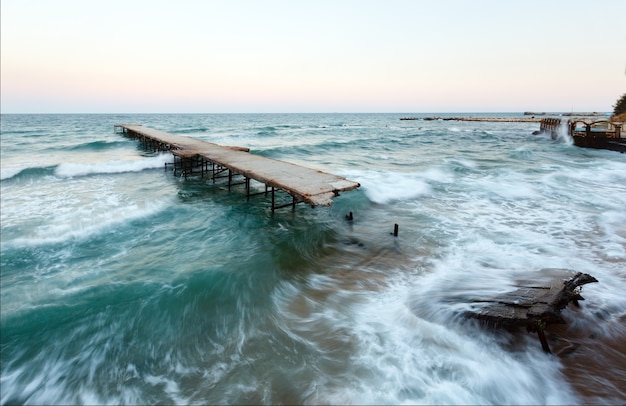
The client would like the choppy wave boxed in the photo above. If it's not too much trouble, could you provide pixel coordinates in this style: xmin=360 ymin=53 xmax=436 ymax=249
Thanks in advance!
xmin=67 ymin=140 xmax=130 ymax=151
xmin=172 ymin=127 xmax=209 ymax=134
xmin=55 ymin=154 xmax=172 ymax=178
xmin=2 ymin=166 xmax=38 ymax=181
xmin=2 ymin=154 xmax=174 ymax=181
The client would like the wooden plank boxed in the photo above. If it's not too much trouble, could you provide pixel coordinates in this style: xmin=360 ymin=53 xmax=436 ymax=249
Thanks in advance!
xmin=117 ymin=124 xmax=360 ymax=207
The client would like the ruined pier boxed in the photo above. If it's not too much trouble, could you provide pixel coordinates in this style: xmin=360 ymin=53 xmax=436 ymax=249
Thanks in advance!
xmin=465 ymin=269 xmax=598 ymax=353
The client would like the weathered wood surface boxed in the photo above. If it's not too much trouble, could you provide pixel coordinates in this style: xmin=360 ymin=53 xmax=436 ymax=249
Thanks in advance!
xmin=464 ymin=268 xmax=598 ymax=353
xmin=465 ymin=269 xmax=597 ymax=329
xmin=116 ymin=124 xmax=360 ymax=207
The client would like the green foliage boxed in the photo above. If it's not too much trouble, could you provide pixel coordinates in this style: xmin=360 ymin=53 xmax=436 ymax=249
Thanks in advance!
xmin=613 ymin=93 xmax=626 ymax=116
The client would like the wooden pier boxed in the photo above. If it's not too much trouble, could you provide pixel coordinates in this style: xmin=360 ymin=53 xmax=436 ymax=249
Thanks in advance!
xmin=115 ymin=124 xmax=360 ymax=211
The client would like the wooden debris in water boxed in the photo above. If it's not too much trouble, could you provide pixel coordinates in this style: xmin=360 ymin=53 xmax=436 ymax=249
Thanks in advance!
xmin=465 ymin=268 xmax=598 ymax=353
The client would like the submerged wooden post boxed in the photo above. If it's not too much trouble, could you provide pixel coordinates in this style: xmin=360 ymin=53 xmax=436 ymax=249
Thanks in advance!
xmin=536 ymin=328 xmax=551 ymax=354
xmin=393 ymin=224 xmax=399 ymax=237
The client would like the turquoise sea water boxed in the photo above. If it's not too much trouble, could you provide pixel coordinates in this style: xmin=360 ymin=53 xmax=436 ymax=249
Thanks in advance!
xmin=1 ymin=113 xmax=625 ymax=404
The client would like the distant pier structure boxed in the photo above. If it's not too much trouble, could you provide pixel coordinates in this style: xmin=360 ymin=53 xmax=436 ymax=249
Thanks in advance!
xmin=538 ymin=118 xmax=626 ymax=152
xmin=115 ymin=124 xmax=360 ymax=212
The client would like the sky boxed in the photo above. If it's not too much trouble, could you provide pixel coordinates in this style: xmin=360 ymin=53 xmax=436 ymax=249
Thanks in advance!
xmin=1 ymin=0 xmax=625 ymax=113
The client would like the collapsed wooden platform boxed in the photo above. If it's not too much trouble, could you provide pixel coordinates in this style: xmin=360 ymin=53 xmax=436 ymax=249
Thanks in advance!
xmin=114 ymin=124 xmax=360 ymax=211
xmin=465 ymin=269 xmax=598 ymax=353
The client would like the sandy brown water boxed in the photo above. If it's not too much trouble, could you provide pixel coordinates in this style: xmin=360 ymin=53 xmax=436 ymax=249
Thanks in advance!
xmin=549 ymin=309 xmax=626 ymax=404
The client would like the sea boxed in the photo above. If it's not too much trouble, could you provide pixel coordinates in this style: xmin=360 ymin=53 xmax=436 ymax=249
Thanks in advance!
xmin=1 ymin=113 xmax=625 ymax=405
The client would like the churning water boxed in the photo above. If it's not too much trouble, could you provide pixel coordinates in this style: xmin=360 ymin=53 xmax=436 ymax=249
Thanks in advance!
xmin=1 ymin=113 xmax=625 ymax=404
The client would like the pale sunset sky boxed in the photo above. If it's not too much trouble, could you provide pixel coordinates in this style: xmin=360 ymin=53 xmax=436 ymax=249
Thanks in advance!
xmin=1 ymin=0 xmax=625 ymax=113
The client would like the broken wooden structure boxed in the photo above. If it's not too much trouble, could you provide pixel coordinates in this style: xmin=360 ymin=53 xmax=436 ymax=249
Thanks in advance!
xmin=465 ymin=269 xmax=598 ymax=353
xmin=114 ymin=124 xmax=360 ymax=212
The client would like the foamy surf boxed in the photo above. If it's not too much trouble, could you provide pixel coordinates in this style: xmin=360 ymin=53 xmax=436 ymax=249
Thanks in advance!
xmin=1 ymin=198 xmax=170 ymax=249
xmin=272 ymin=276 xmax=579 ymax=405
xmin=0 ymin=167 xmax=24 ymax=181
xmin=347 ymin=170 xmax=432 ymax=204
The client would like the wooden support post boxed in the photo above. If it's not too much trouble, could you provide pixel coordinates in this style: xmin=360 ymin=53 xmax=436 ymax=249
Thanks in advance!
xmin=537 ymin=329 xmax=551 ymax=354
xmin=228 ymin=170 xmax=232 ymax=191
xmin=393 ymin=224 xmax=399 ymax=237
xmin=271 ymin=187 xmax=275 ymax=213
xmin=246 ymin=177 xmax=250 ymax=201
xmin=292 ymin=195 xmax=296 ymax=211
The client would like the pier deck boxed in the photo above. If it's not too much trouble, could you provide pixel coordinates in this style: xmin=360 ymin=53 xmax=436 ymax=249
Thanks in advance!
xmin=115 ymin=124 xmax=360 ymax=210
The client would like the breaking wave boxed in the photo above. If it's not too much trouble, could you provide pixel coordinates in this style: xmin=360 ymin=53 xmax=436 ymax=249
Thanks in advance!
xmin=54 ymin=154 xmax=172 ymax=178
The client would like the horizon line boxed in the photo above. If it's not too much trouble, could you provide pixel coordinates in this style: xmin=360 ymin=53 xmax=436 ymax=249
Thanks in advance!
xmin=0 ymin=110 xmax=611 ymax=115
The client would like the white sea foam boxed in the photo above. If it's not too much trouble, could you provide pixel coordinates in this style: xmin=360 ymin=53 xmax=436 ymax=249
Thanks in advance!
xmin=2 ymin=196 xmax=169 ymax=249
xmin=55 ymin=153 xmax=172 ymax=178
xmin=0 ymin=166 xmax=23 ymax=181
xmin=554 ymin=120 xmax=574 ymax=145
xmin=348 ymin=170 xmax=432 ymax=204
xmin=272 ymin=275 xmax=579 ymax=405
